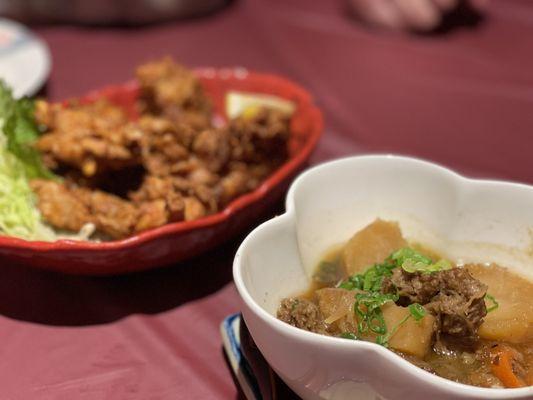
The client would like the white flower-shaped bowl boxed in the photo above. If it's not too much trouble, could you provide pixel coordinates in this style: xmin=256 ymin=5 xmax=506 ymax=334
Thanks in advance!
xmin=233 ymin=155 xmax=533 ymax=400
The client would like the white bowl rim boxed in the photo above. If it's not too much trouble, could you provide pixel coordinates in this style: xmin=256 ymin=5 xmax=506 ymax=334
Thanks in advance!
xmin=233 ymin=154 xmax=533 ymax=399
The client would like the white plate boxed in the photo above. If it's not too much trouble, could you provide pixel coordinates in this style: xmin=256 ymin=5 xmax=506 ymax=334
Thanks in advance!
xmin=0 ymin=18 xmax=51 ymax=98
xmin=234 ymin=155 xmax=533 ymax=400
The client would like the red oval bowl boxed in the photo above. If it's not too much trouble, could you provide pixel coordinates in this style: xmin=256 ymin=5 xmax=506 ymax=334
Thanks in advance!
xmin=0 ymin=68 xmax=323 ymax=274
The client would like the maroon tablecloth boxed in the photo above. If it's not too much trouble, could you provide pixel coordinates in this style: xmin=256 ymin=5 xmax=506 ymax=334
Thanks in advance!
xmin=2 ymin=0 xmax=533 ymax=398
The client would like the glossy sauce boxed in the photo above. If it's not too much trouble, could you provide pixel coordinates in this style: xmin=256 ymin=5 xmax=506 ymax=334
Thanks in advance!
xmin=307 ymin=245 xmax=533 ymax=388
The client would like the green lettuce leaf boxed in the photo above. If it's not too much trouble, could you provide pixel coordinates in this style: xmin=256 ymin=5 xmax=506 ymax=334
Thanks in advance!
xmin=0 ymin=81 xmax=55 ymax=179
xmin=0 ymin=80 xmax=57 ymax=240
xmin=0 ymin=146 xmax=56 ymax=240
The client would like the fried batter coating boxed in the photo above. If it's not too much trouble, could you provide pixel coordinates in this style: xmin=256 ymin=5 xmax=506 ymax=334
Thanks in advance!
xmin=228 ymin=108 xmax=290 ymax=164
xmin=31 ymin=59 xmax=292 ymax=240
xmin=216 ymin=162 xmax=261 ymax=206
xmin=136 ymin=57 xmax=212 ymax=129
xmin=31 ymin=179 xmax=164 ymax=239
xmin=192 ymin=128 xmax=232 ymax=173
xmin=183 ymin=197 xmax=206 ymax=221
xmin=129 ymin=174 xmax=218 ymax=222
xmin=30 ymin=179 xmax=92 ymax=233
xmin=135 ymin=200 xmax=169 ymax=232
xmin=72 ymin=187 xmax=139 ymax=239
xmin=129 ymin=175 xmax=185 ymax=221
xmin=136 ymin=115 xmax=196 ymax=176
xmin=35 ymin=99 xmax=142 ymax=177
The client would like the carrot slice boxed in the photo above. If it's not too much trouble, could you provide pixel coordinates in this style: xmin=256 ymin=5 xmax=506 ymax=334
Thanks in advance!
xmin=490 ymin=345 xmax=526 ymax=388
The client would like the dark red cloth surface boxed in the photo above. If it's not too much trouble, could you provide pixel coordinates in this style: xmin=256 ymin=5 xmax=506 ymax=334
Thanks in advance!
xmin=1 ymin=0 xmax=533 ymax=398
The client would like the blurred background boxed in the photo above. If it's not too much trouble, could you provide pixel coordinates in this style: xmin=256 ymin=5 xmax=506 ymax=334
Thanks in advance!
xmin=0 ymin=0 xmax=531 ymax=398
xmin=1 ymin=0 xmax=530 ymax=183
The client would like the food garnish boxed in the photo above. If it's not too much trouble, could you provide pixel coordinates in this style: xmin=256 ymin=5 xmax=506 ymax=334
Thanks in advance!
xmin=338 ymin=258 xmax=396 ymax=292
xmin=354 ymin=292 xmax=399 ymax=336
xmin=341 ymin=248 xmax=436 ymax=347
xmin=339 ymin=332 xmax=357 ymax=340
xmin=391 ymin=247 xmax=452 ymax=274
xmin=485 ymin=293 xmax=499 ymax=313
xmin=225 ymin=91 xmax=295 ymax=119
xmin=0 ymin=81 xmax=57 ymax=240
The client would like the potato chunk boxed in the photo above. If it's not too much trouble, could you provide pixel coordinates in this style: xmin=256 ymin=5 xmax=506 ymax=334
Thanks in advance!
xmin=467 ymin=264 xmax=533 ymax=343
xmin=381 ymin=303 xmax=436 ymax=358
xmin=316 ymin=288 xmax=435 ymax=357
xmin=342 ymin=219 xmax=407 ymax=275
xmin=316 ymin=288 xmax=357 ymax=333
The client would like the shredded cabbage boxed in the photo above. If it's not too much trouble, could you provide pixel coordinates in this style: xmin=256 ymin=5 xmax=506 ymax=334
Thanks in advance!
xmin=0 ymin=81 xmax=93 ymax=241
xmin=0 ymin=130 xmax=57 ymax=240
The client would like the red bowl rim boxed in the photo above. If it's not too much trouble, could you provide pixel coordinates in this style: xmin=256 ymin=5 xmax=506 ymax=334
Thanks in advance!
xmin=0 ymin=69 xmax=323 ymax=253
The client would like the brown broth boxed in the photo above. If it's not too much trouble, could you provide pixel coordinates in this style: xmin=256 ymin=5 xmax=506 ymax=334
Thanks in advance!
xmin=301 ymin=244 xmax=533 ymax=388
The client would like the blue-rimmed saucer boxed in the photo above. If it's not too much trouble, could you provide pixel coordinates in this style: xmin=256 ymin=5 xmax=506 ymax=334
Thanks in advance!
xmin=221 ymin=313 xmax=297 ymax=400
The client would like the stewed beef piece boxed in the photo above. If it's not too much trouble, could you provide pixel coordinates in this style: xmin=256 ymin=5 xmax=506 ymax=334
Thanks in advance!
xmin=277 ymin=298 xmax=326 ymax=334
xmin=382 ymin=267 xmax=488 ymax=347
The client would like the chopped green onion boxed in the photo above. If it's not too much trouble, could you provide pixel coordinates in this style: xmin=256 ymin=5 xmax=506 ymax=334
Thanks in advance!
xmin=408 ymin=303 xmax=427 ymax=321
xmin=376 ymin=334 xmax=389 ymax=346
xmin=338 ymin=260 xmax=396 ymax=292
xmin=336 ymin=248 xmax=452 ymax=348
xmin=377 ymin=313 xmax=410 ymax=347
xmin=392 ymin=247 xmax=452 ymax=274
xmin=338 ymin=281 xmax=354 ymax=290
xmin=354 ymin=292 xmax=398 ymax=335
xmin=339 ymin=332 xmax=357 ymax=340
xmin=485 ymin=293 xmax=499 ymax=313
xmin=392 ymin=247 xmax=431 ymax=267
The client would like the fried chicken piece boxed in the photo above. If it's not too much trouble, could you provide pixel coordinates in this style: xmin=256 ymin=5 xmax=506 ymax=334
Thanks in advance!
xmin=35 ymin=99 xmax=143 ymax=177
xmin=137 ymin=115 xmax=196 ymax=176
xmin=130 ymin=174 xmax=218 ymax=221
xmin=228 ymin=108 xmax=290 ymax=164
xmin=136 ymin=57 xmax=212 ymax=129
xmin=133 ymin=108 xmax=291 ymax=214
xmin=34 ymin=99 xmax=59 ymax=129
xmin=218 ymin=169 xmax=251 ymax=206
xmin=188 ymin=164 xmax=219 ymax=186
xmin=30 ymin=179 xmax=92 ymax=233
xmin=31 ymin=180 xmax=141 ymax=239
xmin=192 ymin=128 xmax=232 ymax=173
xmin=215 ymin=162 xmax=260 ymax=206
xmin=31 ymin=61 xmax=292 ymax=240
xmin=184 ymin=197 xmax=206 ymax=221
xmin=72 ymin=188 xmax=139 ymax=239
xmin=129 ymin=175 xmax=185 ymax=221
xmin=162 ymin=157 xmax=221 ymax=184
xmin=134 ymin=200 xmax=169 ymax=232
xmin=192 ymin=182 xmax=219 ymax=213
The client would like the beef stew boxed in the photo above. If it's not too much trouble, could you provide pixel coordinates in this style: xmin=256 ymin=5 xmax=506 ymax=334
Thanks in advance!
xmin=277 ymin=219 xmax=533 ymax=388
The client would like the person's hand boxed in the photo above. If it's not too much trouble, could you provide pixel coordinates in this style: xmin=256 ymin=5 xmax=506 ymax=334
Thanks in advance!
xmin=348 ymin=0 xmax=489 ymax=32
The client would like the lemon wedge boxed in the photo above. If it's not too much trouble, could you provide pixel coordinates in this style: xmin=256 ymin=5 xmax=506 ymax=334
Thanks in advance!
xmin=225 ymin=91 xmax=296 ymax=119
